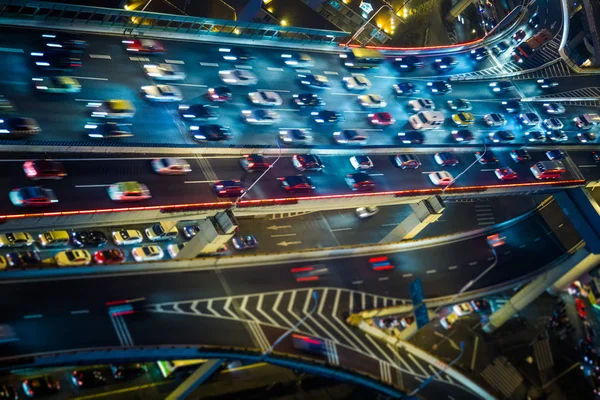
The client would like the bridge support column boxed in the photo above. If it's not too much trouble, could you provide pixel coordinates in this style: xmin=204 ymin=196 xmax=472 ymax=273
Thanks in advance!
xmin=176 ymin=211 xmax=238 ymax=259
xmin=548 ymin=251 xmax=600 ymax=295
xmin=379 ymin=196 xmax=444 ymax=243
xmin=166 ymin=359 xmax=223 ymax=400
xmin=482 ymin=249 xmax=594 ymax=334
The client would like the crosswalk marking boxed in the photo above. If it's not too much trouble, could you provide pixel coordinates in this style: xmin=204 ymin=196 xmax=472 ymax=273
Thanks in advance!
xmin=247 ymin=321 xmax=270 ymax=352
xmin=380 ymin=360 xmax=393 ymax=384
xmin=408 ymin=353 xmax=430 ymax=377
xmin=387 ymin=343 xmax=415 ymax=374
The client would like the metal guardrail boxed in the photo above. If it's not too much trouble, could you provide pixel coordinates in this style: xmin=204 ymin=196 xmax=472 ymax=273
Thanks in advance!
xmin=0 ymin=0 xmax=348 ymax=46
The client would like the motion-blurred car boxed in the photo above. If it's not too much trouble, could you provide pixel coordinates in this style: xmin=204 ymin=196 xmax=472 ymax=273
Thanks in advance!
xmin=451 ymin=129 xmax=474 ymax=142
xmin=292 ymin=154 xmax=324 ymax=171
xmin=32 ymin=76 xmax=81 ymax=93
xmin=546 ymin=149 xmax=566 ymax=160
xmin=110 ymin=363 xmax=147 ymax=379
xmin=528 ymin=13 xmax=540 ymax=28
xmin=343 ymin=75 xmax=371 ymax=91
xmin=123 ymin=39 xmax=164 ymax=53
xmin=0 ymin=117 xmax=41 ymax=138
xmin=23 ymin=159 xmax=66 ymax=180
xmin=524 ymin=130 xmax=546 ymax=142
xmin=7 ymin=251 xmax=41 ymax=267
xmin=219 ymin=69 xmax=258 ymax=85
xmin=434 ymin=152 xmax=459 ymax=166
xmin=484 ymin=113 xmax=507 ymax=127
xmin=0 ymin=384 xmax=17 ymax=399
xmin=350 ymin=155 xmax=374 ymax=170
xmin=475 ymin=151 xmax=498 ymax=164
xmin=0 ymin=232 xmax=33 ymax=248
xmin=518 ymin=112 xmax=540 ymax=126
xmin=71 ymin=230 xmax=107 ymax=247
xmin=429 ymin=171 xmax=454 ymax=186
xmin=393 ymin=55 xmax=424 ymax=69
xmin=453 ymin=302 xmax=474 ymax=316
xmin=392 ymin=82 xmax=419 ymax=96
xmin=345 ymin=172 xmax=375 ymax=191
xmin=178 ymin=104 xmax=218 ymax=121
xmin=492 ymin=41 xmax=509 ymax=55
xmin=394 ymin=154 xmax=421 ymax=169
xmin=543 ymin=118 xmax=564 ymax=130
xmin=537 ymin=78 xmax=559 ymax=89
xmin=281 ymin=52 xmax=314 ymax=67
xmin=143 ymin=63 xmax=186 ymax=81
xmin=218 ymin=47 xmax=253 ymax=61
xmin=151 ymin=158 xmax=191 ymax=175
xmin=86 ymin=122 xmax=133 ymax=139
xmin=470 ymin=47 xmax=488 ymax=61
xmin=132 ymin=245 xmax=164 ymax=262
xmin=495 ymin=167 xmax=518 ymax=180
xmin=190 ymin=124 xmax=231 ymax=141
xmin=513 ymin=29 xmax=526 ymax=43
xmin=356 ymin=206 xmax=379 ymax=219
xmin=107 ymin=181 xmax=151 ymax=202
xmin=358 ymin=94 xmax=387 ymax=108
xmin=298 ymin=74 xmax=330 ymax=89
xmin=31 ymin=49 xmax=82 ymax=70
xmin=72 ymin=369 xmax=106 ymax=388
xmin=501 ymin=100 xmax=521 ymax=114
xmin=232 ymin=235 xmax=259 ymax=250
xmin=141 ymin=84 xmax=182 ymax=102
xmin=241 ymin=109 xmax=280 ymax=125
xmin=293 ymin=93 xmax=325 ymax=107
xmin=0 ymin=96 xmax=15 ymax=112
xmin=94 ymin=249 xmax=126 ymax=265
xmin=440 ymin=313 xmax=459 ymax=330
xmin=240 ymin=154 xmax=271 ymax=172
xmin=397 ymin=131 xmax=425 ymax=144
xmin=213 ymin=180 xmax=246 ymax=197
xmin=543 ymin=102 xmax=565 ymax=114
xmin=311 ymin=110 xmax=343 ymax=124
xmin=489 ymin=80 xmax=513 ymax=93
xmin=167 ymin=243 xmax=185 ymax=258
xmin=427 ymin=80 xmax=452 ymax=94
xmin=55 ymin=250 xmax=92 ymax=266
xmin=279 ymin=129 xmax=312 ymax=144
xmin=248 ymin=90 xmax=283 ymax=106
xmin=42 ymin=32 xmax=86 ymax=50
xmin=489 ymin=130 xmax=515 ymax=143
xmin=207 ymin=86 xmax=232 ymax=102
xmin=408 ymin=98 xmax=435 ymax=112
xmin=433 ymin=56 xmax=457 ymax=70
xmin=112 ymin=229 xmax=143 ymax=246
xmin=9 ymin=186 xmax=57 ymax=207
xmin=447 ymin=98 xmax=472 ymax=111
xmin=510 ymin=149 xmax=531 ymax=162
xmin=333 ymin=129 xmax=367 ymax=145
xmin=368 ymin=112 xmax=395 ymax=126
xmin=546 ymin=130 xmax=568 ymax=142
xmin=88 ymin=99 xmax=135 ymax=119
xmin=279 ymin=176 xmax=315 ymax=193
xmin=22 ymin=376 xmax=60 ymax=398
xmin=452 ymin=112 xmax=475 ymax=126
xmin=578 ymin=131 xmax=597 ymax=143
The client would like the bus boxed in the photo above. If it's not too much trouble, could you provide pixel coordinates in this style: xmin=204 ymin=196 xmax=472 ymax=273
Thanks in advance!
xmin=157 ymin=359 xmax=207 ymax=378
xmin=340 ymin=48 xmax=384 ymax=69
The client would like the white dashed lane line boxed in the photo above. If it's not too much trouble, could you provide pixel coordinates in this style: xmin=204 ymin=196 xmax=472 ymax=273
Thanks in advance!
xmin=70 ymin=310 xmax=89 ymax=315
xmin=448 ymin=265 xmax=458 ymax=270
xmin=267 ymin=67 xmax=284 ymax=71
xmin=352 ymin=280 xmax=364 ymax=285
xmin=71 ymin=76 xmax=108 ymax=81
xmin=468 ymin=261 xmax=478 ymax=266
xmin=0 ymin=47 xmax=24 ymax=53
xmin=324 ymin=71 xmax=339 ymax=75
xmin=426 ymin=270 xmax=436 ymax=274
xmin=165 ymin=59 xmax=184 ymax=64
xmin=129 ymin=56 xmax=150 ymax=62
xmin=402 ymin=273 xmax=413 ymax=278
xmin=170 ymin=83 xmax=207 ymax=88
xmin=24 ymin=314 xmax=43 ymax=319
xmin=235 ymin=65 xmax=253 ymax=69
xmin=378 ymin=277 xmax=389 ymax=281
xmin=89 ymin=54 xmax=112 ymax=59
xmin=199 ymin=62 xmax=219 ymax=67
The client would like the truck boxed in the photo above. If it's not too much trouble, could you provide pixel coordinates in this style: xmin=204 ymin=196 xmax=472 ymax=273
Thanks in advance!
xmin=513 ymin=29 xmax=553 ymax=62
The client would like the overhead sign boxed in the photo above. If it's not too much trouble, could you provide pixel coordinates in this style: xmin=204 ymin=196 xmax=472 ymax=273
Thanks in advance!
xmin=414 ymin=303 xmax=430 ymax=330
xmin=359 ymin=0 xmax=374 ymax=14
xmin=410 ymin=278 xmax=425 ymax=306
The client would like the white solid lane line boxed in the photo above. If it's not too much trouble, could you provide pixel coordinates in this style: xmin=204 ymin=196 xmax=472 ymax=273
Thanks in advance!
xmin=24 ymin=314 xmax=43 ymax=319
xmin=184 ymin=180 xmax=213 ymax=184
xmin=71 ymin=76 xmax=109 ymax=81
xmin=170 ymin=83 xmax=207 ymax=88
xmin=165 ymin=59 xmax=184 ymax=64
xmin=89 ymin=54 xmax=112 ymax=59
xmin=257 ymin=89 xmax=290 ymax=93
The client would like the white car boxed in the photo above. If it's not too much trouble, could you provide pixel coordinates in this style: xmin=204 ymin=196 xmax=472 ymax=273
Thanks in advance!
xmin=281 ymin=53 xmax=314 ymax=67
xmin=358 ymin=94 xmax=387 ymax=109
xmin=145 ymin=224 xmax=179 ymax=241
xmin=131 ymin=245 xmax=164 ymax=262
xmin=248 ymin=91 xmax=283 ymax=106
xmin=483 ymin=113 xmax=507 ymax=127
xmin=241 ymin=109 xmax=280 ymax=125
xmin=429 ymin=171 xmax=454 ymax=186
xmin=333 ymin=129 xmax=368 ymax=145
xmin=408 ymin=98 xmax=435 ymax=112
xmin=356 ymin=206 xmax=379 ymax=219
xmin=350 ymin=155 xmax=374 ymax=170
xmin=518 ymin=112 xmax=540 ymax=126
xmin=151 ymin=158 xmax=191 ymax=175
xmin=141 ymin=85 xmax=183 ymax=102
xmin=343 ymin=75 xmax=371 ymax=91
xmin=453 ymin=302 xmax=474 ymax=316
xmin=55 ymin=250 xmax=91 ymax=267
xmin=219 ymin=69 xmax=258 ymax=85
xmin=143 ymin=63 xmax=186 ymax=81
xmin=543 ymin=103 xmax=565 ymax=115
xmin=279 ymin=129 xmax=312 ymax=144
xmin=168 ymin=243 xmax=185 ymax=258
xmin=543 ymin=118 xmax=564 ymax=130
xmin=112 ymin=229 xmax=143 ymax=246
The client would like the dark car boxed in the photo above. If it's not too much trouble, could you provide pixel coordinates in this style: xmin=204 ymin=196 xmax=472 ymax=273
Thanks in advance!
xmin=537 ymin=78 xmax=559 ymax=89
xmin=392 ymin=82 xmax=419 ymax=96
xmin=546 ymin=149 xmax=566 ymax=160
xmin=182 ymin=224 xmax=200 ymax=239
xmin=528 ymin=13 xmax=540 ymax=29
xmin=42 ymin=32 xmax=86 ymax=50
xmin=489 ymin=130 xmax=515 ymax=143
xmin=427 ymin=81 xmax=452 ymax=94
xmin=311 ymin=110 xmax=343 ymax=124
xmin=546 ymin=130 xmax=568 ymax=142
xmin=213 ymin=180 xmax=245 ymax=197
xmin=394 ymin=154 xmax=421 ymax=169
xmin=470 ymin=47 xmax=488 ymax=61
xmin=207 ymin=86 xmax=232 ymax=102
xmin=501 ymin=100 xmax=521 ymax=113
xmin=240 ymin=154 xmax=271 ymax=172
xmin=72 ymin=230 xmax=108 ymax=247
xmin=232 ymin=235 xmax=258 ymax=250
xmin=451 ymin=129 xmax=474 ymax=142
xmin=219 ymin=46 xmax=253 ymax=62
xmin=513 ymin=29 xmax=526 ymax=43
xmin=94 ymin=249 xmax=126 ymax=265
xmin=447 ymin=98 xmax=472 ymax=111
xmin=72 ymin=369 xmax=107 ymax=388
xmin=0 ymin=384 xmax=17 ymax=400
xmin=179 ymin=104 xmax=218 ymax=121
xmin=86 ymin=122 xmax=133 ymax=139
xmin=434 ymin=152 xmax=459 ymax=166
xmin=433 ymin=56 xmax=457 ymax=70
xmin=190 ymin=124 xmax=231 ymax=141
xmin=475 ymin=151 xmax=498 ymax=164
xmin=279 ymin=175 xmax=315 ymax=193
xmin=490 ymin=80 xmax=513 ymax=93
xmin=394 ymin=55 xmax=424 ymax=70
xmin=6 ymin=251 xmax=42 ymax=267
xmin=492 ymin=41 xmax=509 ymax=55
xmin=298 ymin=74 xmax=331 ymax=89
xmin=23 ymin=160 xmax=66 ymax=180
xmin=292 ymin=154 xmax=324 ymax=171
xmin=22 ymin=376 xmax=60 ymax=397
xmin=0 ymin=117 xmax=41 ymax=138
xmin=293 ymin=93 xmax=325 ymax=107
xmin=9 ymin=186 xmax=57 ymax=207
xmin=397 ymin=131 xmax=425 ymax=144
xmin=510 ymin=149 xmax=531 ymax=162
xmin=345 ymin=172 xmax=375 ymax=191
xmin=31 ymin=49 xmax=82 ymax=70
xmin=524 ymin=130 xmax=546 ymax=142
xmin=578 ymin=131 xmax=597 ymax=143
xmin=110 ymin=363 xmax=146 ymax=380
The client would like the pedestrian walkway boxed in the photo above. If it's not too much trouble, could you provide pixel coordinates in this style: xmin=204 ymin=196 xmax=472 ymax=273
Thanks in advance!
xmin=474 ymin=202 xmax=496 ymax=226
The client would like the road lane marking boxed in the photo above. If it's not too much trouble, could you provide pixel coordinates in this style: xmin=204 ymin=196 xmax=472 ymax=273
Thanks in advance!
xmin=369 ymin=173 xmax=384 ymax=176
xmin=165 ymin=59 xmax=184 ymax=64
xmin=72 ymin=381 xmax=174 ymax=400
xmin=471 ymin=336 xmax=480 ymax=371
xmin=324 ymin=71 xmax=339 ymax=75
xmin=382 ymin=223 xmax=398 ymax=227
xmin=352 ymin=280 xmax=364 ymax=285
xmin=0 ymin=47 xmax=24 ymax=53
xmin=71 ymin=76 xmax=109 ymax=81
xmin=170 ymin=83 xmax=207 ymax=88
xmin=331 ymin=92 xmax=357 ymax=96
xmin=75 ymin=98 xmax=103 ymax=102
xmin=378 ymin=277 xmax=389 ymax=281
xmin=267 ymin=67 xmax=284 ymax=71
xmin=184 ymin=180 xmax=213 ymax=184
xmin=448 ymin=265 xmax=458 ymax=270
xmin=235 ymin=64 xmax=253 ymax=69
xmin=361 ymin=128 xmax=383 ymax=131
xmin=558 ymin=223 xmax=564 ymax=228
xmin=519 ymin=244 xmax=526 ymax=248
xmin=24 ymin=314 xmax=43 ymax=319
xmin=129 ymin=56 xmax=150 ymax=62
xmin=71 ymin=309 xmax=89 ymax=315
xmin=579 ymin=165 xmax=597 ymax=168
xmin=402 ymin=273 xmax=413 ymax=278
xmin=468 ymin=261 xmax=478 ymax=266
xmin=270 ymin=233 xmax=296 ymax=238
xmin=330 ymin=227 xmax=352 ymax=232
xmin=75 ymin=184 xmax=110 ymax=188
xmin=487 ymin=256 xmax=495 ymax=261
xmin=257 ymin=89 xmax=290 ymax=93
xmin=534 ymin=237 xmax=541 ymax=242
xmin=89 ymin=54 xmax=112 ymax=59
xmin=271 ymin=108 xmax=299 ymax=112
xmin=426 ymin=269 xmax=436 ymax=274
xmin=199 ymin=62 xmax=219 ymax=67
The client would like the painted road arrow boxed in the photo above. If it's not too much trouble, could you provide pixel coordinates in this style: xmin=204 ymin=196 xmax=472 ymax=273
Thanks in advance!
xmin=277 ymin=241 xmax=302 ymax=247
xmin=267 ymin=225 xmax=292 ymax=230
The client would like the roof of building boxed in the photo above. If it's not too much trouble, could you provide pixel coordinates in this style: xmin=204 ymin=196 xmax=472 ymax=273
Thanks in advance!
xmin=261 ymin=0 xmax=341 ymax=31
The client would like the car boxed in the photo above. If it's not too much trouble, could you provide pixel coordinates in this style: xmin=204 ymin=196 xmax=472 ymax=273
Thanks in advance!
xmin=42 ymin=32 xmax=86 ymax=50
xmin=453 ymin=302 xmax=474 ymax=316
xmin=452 ymin=112 xmax=475 ymax=126
xmin=394 ymin=154 xmax=420 ymax=169
xmin=0 ymin=384 xmax=17 ymax=399
xmin=72 ymin=369 xmax=106 ymax=388
xmin=547 ymin=130 xmax=568 ymax=142
xmin=207 ymin=86 xmax=232 ymax=102
xmin=543 ymin=102 xmax=565 ymax=115
xmin=433 ymin=56 xmax=457 ymax=70
xmin=55 ymin=249 xmax=92 ymax=266
xmin=32 ymin=76 xmax=81 ymax=93
xmin=145 ymin=224 xmax=178 ymax=242
xmin=108 ymin=181 xmax=151 ymax=202
xmin=356 ymin=206 xmax=380 ymax=219
xmin=112 ymin=229 xmax=143 ymax=246
xmin=513 ymin=29 xmax=526 ymax=43
xmin=343 ymin=75 xmax=371 ymax=91
xmin=427 ymin=81 xmax=452 ymax=94
xmin=31 ymin=49 xmax=82 ymax=70
xmin=470 ymin=47 xmax=488 ymax=61
xmin=232 ymin=235 xmax=259 ymax=250
xmin=88 ymin=99 xmax=136 ymax=119
xmin=240 ymin=154 xmax=271 ymax=172
xmin=311 ymin=110 xmax=343 ymax=124
xmin=350 ymin=155 xmax=373 ymax=170
xmin=279 ymin=175 xmax=315 ymax=193
xmin=528 ymin=12 xmax=540 ymax=28
xmin=0 ymin=117 xmax=41 ymax=138
xmin=447 ymin=98 xmax=472 ymax=111
xmin=9 ymin=186 xmax=57 ymax=207
xmin=518 ymin=112 xmax=541 ymax=126
xmin=489 ymin=80 xmax=513 ymax=93
xmin=578 ymin=131 xmax=597 ymax=143
xmin=86 ymin=122 xmax=133 ymax=139
xmin=190 ymin=124 xmax=232 ymax=141
xmin=279 ymin=128 xmax=312 ymax=144
xmin=143 ymin=63 xmax=186 ymax=81
xmin=543 ymin=118 xmax=564 ymax=130
xmin=475 ymin=151 xmax=498 ymax=164
xmin=489 ymin=130 xmax=515 ymax=143
xmin=368 ymin=112 xmax=395 ymax=126
xmin=0 ymin=96 xmax=15 ymax=112
xmin=537 ymin=78 xmax=559 ymax=89
xmin=492 ymin=41 xmax=509 ymax=55
xmin=0 ymin=232 xmax=33 ymax=248
xmin=593 ymin=152 xmax=600 ymax=163
xmin=397 ymin=131 xmax=425 ymax=144
xmin=358 ymin=94 xmax=387 ymax=109
xmin=22 ymin=376 xmax=60 ymax=397
xmin=132 ymin=245 xmax=164 ymax=262
xmin=292 ymin=154 xmax=324 ymax=171
xmin=451 ymin=129 xmax=474 ymax=142
xmin=495 ymin=167 xmax=518 ymax=180
xmin=501 ymin=100 xmax=521 ymax=114
xmin=546 ymin=149 xmax=566 ymax=160
xmin=110 ymin=363 xmax=147 ymax=379
xmin=214 ymin=180 xmax=246 ymax=197
xmin=434 ymin=152 xmax=459 ymax=166
xmin=510 ymin=149 xmax=531 ymax=162
xmin=293 ymin=93 xmax=325 ymax=107
xmin=6 ymin=251 xmax=41 ymax=267
xmin=345 ymin=172 xmax=375 ymax=191
xmin=94 ymin=249 xmax=126 ymax=265
xmin=178 ymin=104 xmax=218 ymax=121
xmin=123 ymin=38 xmax=164 ymax=53
xmin=167 ymin=243 xmax=185 ymax=258
xmin=484 ymin=113 xmax=507 ymax=127
xmin=393 ymin=55 xmax=424 ymax=69
xmin=218 ymin=47 xmax=253 ymax=61
xmin=429 ymin=171 xmax=454 ymax=186
xmin=333 ymin=129 xmax=367 ymax=144
xmin=181 ymin=225 xmax=200 ymax=240
xmin=392 ymin=82 xmax=419 ymax=97
xmin=241 ymin=109 xmax=280 ymax=125
xmin=524 ymin=130 xmax=546 ymax=142
xmin=71 ymin=230 xmax=107 ymax=247
xmin=408 ymin=98 xmax=435 ymax=112
xmin=141 ymin=84 xmax=183 ymax=102
xmin=281 ymin=52 xmax=314 ymax=67
xmin=23 ymin=160 xmax=66 ymax=180
xmin=219 ymin=69 xmax=258 ymax=85
xmin=440 ymin=313 xmax=459 ymax=330
xmin=151 ymin=158 xmax=191 ymax=175
xmin=248 ymin=90 xmax=283 ymax=106
xmin=298 ymin=74 xmax=330 ymax=89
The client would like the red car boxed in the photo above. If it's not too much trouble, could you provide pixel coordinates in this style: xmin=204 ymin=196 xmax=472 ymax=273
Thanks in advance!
xmin=213 ymin=180 xmax=246 ymax=197
xmin=279 ymin=176 xmax=315 ymax=193
xmin=495 ymin=167 xmax=517 ymax=180
xmin=576 ymin=298 xmax=587 ymax=319
xmin=207 ymin=86 xmax=232 ymax=102
xmin=345 ymin=172 xmax=375 ymax=191
xmin=122 ymin=39 xmax=165 ymax=54
xmin=94 ymin=249 xmax=126 ymax=265
xmin=513 ymin=29 xmax=526 ymax=43
xmin=23 ymin=159 xmax=66 ymax=180
xmin=368 ymin=112 xmax=395 ymax=126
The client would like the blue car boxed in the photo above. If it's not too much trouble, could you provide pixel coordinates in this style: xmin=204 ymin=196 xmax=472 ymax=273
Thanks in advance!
xmin=232 ymin=235 xmax=258 ymax=250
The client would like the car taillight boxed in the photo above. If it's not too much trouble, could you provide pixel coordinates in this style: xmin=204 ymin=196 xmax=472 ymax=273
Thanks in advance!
xmin=354 ymin=184 xmax=359 ymax=187
xmin=247 ymin=163 xmax=254 ymax=168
